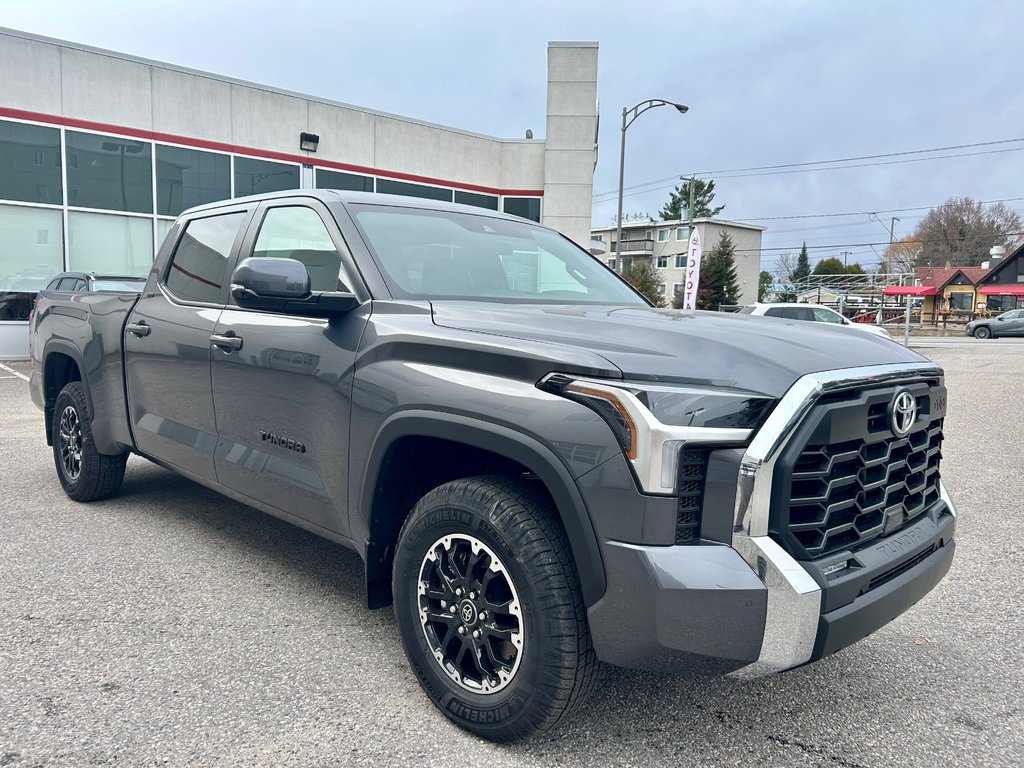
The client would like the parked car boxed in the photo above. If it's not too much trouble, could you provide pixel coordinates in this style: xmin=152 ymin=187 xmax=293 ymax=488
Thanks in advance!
xmin=29 ymin=190 xmax=954 ymax=741
xmin=739 ymin=302 xmax=893 ymax=339
xmin=43 ymin=272 xmax=147 ymax=293
xmin=965 ymin=308 xmax=1024 ymax=339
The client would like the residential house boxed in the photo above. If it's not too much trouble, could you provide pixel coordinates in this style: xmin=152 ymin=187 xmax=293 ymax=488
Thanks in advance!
xmin=976 ymin=241 xmax=1024 ymax=311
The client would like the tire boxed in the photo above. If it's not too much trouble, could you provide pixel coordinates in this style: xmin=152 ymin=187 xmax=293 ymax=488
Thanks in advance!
xmin=973 ymin=326 xmax=992 ymax=339
xmin=392 ymin=476 xmax=599 ymax=741
xmin=52 ymin=381 xmax=127 ymax=502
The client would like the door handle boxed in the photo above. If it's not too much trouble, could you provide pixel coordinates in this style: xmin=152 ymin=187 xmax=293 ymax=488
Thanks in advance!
xmin=210 ymin=333 xmax=243 ymax=352
xmin=126 ymin=321 xmax=151 ymax=337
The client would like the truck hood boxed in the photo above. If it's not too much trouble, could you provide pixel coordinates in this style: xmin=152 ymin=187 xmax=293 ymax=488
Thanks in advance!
xmin=431 ymin=302 xmax=930 ymax=398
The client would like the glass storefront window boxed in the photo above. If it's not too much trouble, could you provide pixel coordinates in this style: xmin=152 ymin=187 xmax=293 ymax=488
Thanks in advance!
xmin=376 ymin=178 xmax=453 ymax=202
xmin=68 ymin=211 xmax=153 ymax=277
xmin=65 ymin=131 xmax=153 ymax=213
xmin=157 ymin=219 xmax=175 ymax=252
xmin=0 ymin=204 xmax=64 ymax=320
xmin=156 ymin=145 xmax=231 ymax=217
xmin=234 ymin=157 xmax=299 ymax=197
xmin=502 ymin=197 xmax=541 ymax=222
xmin=454 ymin=191 xmax=499 ymax=210
xmin=0 ymin=120 xmax=63 ymax=205
xmin=316 ymin=169 xmax=374 ymax=192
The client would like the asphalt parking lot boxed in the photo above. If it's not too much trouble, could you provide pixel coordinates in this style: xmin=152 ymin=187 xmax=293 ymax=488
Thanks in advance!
xmin=1 ymin=342 xmax=1022 ymax=767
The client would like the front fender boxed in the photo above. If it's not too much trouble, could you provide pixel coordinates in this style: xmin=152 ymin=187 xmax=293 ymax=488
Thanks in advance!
xmin=360 ymin=410 xmax=607 ymax=607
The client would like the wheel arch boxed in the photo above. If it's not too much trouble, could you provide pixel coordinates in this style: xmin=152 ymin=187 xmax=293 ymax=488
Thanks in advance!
xmin=360 ymin=411 xmax=607 ymax=610
xmin=41 ymin=342 xmax=88 ymax=446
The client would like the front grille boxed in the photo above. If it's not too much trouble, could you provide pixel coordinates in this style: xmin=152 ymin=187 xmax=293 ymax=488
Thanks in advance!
xmin=777 ymin=382 xmax=944 ymax=559
xmin=676 ymin=448 xmax=710 ymax=544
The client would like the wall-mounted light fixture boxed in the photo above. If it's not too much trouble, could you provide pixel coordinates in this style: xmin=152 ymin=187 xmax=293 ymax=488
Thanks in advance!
xmin=299 ymin=132 xmax=320 ymax=152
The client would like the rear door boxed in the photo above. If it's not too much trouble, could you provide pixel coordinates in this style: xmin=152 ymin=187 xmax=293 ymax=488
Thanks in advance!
xmin=1001 ymin=309 xmax=1024 ymax=336
xmin=209 ymin=199 xmax=370 ymax=534
xmin=124 ymin=206 xmax=252 ymax=480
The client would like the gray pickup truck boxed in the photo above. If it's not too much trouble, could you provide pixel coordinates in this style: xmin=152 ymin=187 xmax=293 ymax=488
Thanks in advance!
xmin=29 ymin=190 xmax=956 ymax=741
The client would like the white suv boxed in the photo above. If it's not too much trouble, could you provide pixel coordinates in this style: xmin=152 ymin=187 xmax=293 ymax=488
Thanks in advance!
xmin=739 ymin=303 xmax=893 ymax=339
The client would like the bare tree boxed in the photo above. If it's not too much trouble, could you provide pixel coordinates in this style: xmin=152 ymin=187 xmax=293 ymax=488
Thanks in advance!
xmin=903 ymin=197 xmax=1023 ymax=267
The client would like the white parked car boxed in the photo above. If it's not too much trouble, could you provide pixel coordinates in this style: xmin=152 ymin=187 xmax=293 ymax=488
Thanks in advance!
xmin=738 ymin=303 xmax=893 ymax=339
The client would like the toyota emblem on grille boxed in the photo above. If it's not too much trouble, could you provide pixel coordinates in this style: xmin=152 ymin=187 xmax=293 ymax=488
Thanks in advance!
xmin=889 ymin=389 xmax=917 ymax=436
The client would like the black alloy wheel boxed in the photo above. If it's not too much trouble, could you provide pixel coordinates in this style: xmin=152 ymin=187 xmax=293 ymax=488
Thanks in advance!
xmin=973 ymin=325 xmax=992 ymax=339
xmin=52 ymin=381 xmax=127 ymax=501
xmin=393 ymin=476 xmax=599 ymax=742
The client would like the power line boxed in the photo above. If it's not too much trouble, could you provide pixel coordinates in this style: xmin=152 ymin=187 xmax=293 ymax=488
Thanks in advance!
xmin=729 ymin=197 xmax=1024 ymax=222
xmin=592 ymin=136 xmax=1024 ymax=200
xmin=595 ymin=147 xmax=1024 ymax=202
xmin=738 ymin=230 xmax=1024 ymax=255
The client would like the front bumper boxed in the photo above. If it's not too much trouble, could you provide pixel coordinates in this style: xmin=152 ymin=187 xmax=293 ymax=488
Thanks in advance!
xmin=587 ymin=493 xmax=955 ymax=675
xmin=584 ymin=362 xmax=957 ymax=676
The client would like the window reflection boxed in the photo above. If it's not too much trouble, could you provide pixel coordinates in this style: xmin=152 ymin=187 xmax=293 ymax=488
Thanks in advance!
xmin=156 ymin=145 xmax=231 ymax=216
xmin=234 ymin=157 xmax=299 ymax=197
xmin=0 ymin=120 xmax=63 ymax=205
xmin=65 ymin=131 xmax=153 ymax=213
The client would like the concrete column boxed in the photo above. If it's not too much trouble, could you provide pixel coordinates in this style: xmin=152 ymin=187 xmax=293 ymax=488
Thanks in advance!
xmin=542 ymin=42 xmax=598 ymax=248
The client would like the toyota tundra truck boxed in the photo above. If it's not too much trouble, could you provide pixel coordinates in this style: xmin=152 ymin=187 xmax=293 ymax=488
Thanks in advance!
xmin=29 ymin=190 xmax=956 ymax=741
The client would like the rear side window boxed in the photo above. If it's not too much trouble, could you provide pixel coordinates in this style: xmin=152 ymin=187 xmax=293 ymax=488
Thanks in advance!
xmin=812 ymin=307 xmax=844 ymax=324
xmin=166 ymin=212 xmax=246 ymax=303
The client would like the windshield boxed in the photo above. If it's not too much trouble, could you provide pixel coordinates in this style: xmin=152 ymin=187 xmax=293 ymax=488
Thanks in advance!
xmin=91 ymin=279 xmax=146 ymax=292
xmin=350 ymin=205 xmax=647 ymax=305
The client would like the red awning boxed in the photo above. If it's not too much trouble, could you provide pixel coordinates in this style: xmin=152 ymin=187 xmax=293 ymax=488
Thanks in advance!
xmin=978 ymin=285 xmax=1024 ymax=296
xmin=883 ymin=285 xmax=937 ymax=296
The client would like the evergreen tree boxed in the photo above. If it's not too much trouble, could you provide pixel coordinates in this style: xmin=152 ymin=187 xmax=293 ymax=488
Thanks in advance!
xmin=621 ymin=260 xmax=666 ymax=308
xmin=790 ymin=243 xmax=811 ymax=284
xmin=758 ymin=270 xmax=774 ymax=302
xmin=694 ymin=231 xmax=740 ymax=310
xmin=659 ymin=178 xmax=725 ymax=221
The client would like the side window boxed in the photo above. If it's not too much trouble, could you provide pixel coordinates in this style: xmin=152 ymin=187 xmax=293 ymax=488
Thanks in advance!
xmin=252 ymin=206 xmax=348 ymax=292
xmin=74 ymin=279 xmax=87 ymax=292
xmin=764 ymin=307 xmax=786 ymax=318
xmin=165 ymin=212 xmax=246 ymax=304
xmin=813 ymin=307 xmax=844 ymax=324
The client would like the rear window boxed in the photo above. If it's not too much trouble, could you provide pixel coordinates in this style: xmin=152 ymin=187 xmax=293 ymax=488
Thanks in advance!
xmin=165 ymin=212 xmax=246 ymax=304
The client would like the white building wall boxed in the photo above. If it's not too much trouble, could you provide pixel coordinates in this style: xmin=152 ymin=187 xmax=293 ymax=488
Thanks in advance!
xmin=0 ymin=28 xmax=600 ymax=358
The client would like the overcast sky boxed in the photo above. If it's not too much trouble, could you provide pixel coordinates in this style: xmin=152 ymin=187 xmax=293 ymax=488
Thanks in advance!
xmin=5 ymin=0 xmax=1021 ymax=274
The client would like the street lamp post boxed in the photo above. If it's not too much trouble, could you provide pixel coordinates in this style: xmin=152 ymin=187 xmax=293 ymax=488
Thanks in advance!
xmin=614 ymin=99 xmax=689 ymax=269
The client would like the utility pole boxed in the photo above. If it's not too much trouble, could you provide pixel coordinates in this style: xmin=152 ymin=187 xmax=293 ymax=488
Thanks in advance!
xmin=686 ymin=177 xmax=695 ymax=227
xmin=840 ymin=251 xmax=852 ymax=268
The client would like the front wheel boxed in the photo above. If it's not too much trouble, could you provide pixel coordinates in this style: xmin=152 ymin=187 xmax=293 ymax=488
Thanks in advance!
xmin=392 ymin=476 xmax=599 ymax=741
xmin=52 ymin=381 xmax=127 ymax=501
xmin=973 ymin=325 xmax=992 ymax=339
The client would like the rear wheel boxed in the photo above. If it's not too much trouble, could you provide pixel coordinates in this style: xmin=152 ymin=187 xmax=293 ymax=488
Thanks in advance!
xmin=973 ymin=325 xmax=992 ymax=339
xmin=392 ymin=476 xmax=599 ymax=741
xmin=52 ymin=381 xmax=127 ymax=501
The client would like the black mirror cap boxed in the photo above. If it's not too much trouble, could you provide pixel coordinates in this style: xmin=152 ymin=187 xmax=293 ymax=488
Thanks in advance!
xmin=231 ymin=257 xmax=311 ymax=300
xmin=229 ymin=257 xmax=359 ymax=319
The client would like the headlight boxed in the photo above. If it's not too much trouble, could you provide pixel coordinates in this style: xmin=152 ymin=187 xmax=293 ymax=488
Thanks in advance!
xmin=539 ymin=374 xmax=773 ymax=494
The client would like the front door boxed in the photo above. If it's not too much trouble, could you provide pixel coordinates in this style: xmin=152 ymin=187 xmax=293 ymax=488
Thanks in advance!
xmin=210 ymin=201 xmax=368 ymax=534
xmin=124 ymin=209 xmax=250 ymax=480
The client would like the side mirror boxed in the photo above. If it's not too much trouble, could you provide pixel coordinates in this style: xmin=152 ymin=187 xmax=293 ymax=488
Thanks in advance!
xmin=230 ymin=257 xmax=360 ymax=318
xmin=231 ymin=257 xmax=310 ymax=300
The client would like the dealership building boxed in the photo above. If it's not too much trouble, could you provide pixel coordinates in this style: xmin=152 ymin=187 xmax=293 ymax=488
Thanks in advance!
xmin=0 ymin=28 xmax=600 ymax=357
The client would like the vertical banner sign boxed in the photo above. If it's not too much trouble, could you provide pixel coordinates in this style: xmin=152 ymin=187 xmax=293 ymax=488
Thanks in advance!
xmin=682 ymin=228 xmax=702 ymax=310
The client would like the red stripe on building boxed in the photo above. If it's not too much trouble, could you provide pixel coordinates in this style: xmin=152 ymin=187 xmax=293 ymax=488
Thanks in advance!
xmin=0 ymin=106 xmax=544 ymax=198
